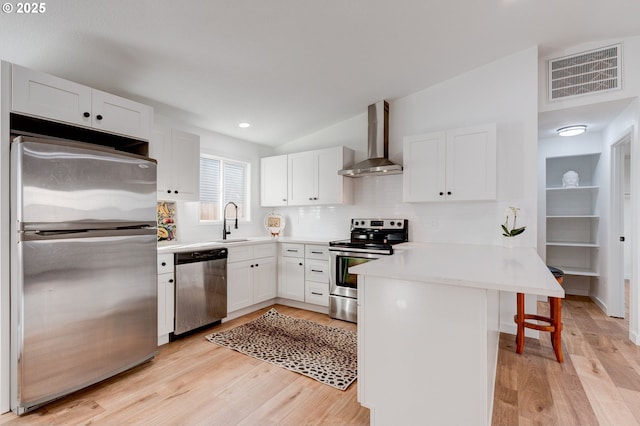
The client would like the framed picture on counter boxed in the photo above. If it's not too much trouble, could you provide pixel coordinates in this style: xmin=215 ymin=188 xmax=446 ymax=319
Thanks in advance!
xmin=157 ymin=200 xmax=177 ymax=242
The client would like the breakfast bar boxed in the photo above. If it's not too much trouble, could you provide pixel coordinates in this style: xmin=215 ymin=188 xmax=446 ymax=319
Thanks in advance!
xmin=351 ymin=242 xmax=564 ymax=426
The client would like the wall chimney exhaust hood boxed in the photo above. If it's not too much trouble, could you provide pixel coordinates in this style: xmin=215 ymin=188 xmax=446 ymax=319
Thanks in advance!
xmin=338 ymin=100 xmax=402 ymax=177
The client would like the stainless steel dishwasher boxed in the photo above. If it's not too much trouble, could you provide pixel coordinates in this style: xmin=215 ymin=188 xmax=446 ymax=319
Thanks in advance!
xmin=174 ymin=248 xmax=227 ymax=336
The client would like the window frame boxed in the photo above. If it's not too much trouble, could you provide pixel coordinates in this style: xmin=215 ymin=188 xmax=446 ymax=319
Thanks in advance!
xmin=199 ymin=153 xmax=251 ymax=223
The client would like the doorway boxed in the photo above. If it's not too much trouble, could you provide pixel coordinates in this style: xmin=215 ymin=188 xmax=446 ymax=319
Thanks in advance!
xmin=610 ymin=133 xmax=631 ymax=319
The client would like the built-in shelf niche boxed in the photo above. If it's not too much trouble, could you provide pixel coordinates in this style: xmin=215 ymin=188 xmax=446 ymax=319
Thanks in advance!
xmin=545 ymin=152 xmax=601 ymax=290
xmin=546 ymin=153 xmax=600 ymax=188
xmin=546 ymin=186 xmax=599 ymax=216
xmin=546 ymin=216 xmax=599 ymax=246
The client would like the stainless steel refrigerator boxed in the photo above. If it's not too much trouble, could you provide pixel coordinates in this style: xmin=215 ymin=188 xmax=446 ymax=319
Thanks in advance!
xmin=10 ymin=136 xmax=158 ymax=415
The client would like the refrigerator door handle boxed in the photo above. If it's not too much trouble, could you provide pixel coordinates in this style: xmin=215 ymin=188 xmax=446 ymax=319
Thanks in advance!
xmin=20 ymin=227 xmax=156 ymax=241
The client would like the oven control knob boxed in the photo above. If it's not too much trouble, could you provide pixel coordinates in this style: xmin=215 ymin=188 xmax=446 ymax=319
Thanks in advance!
xmin=390 ymin=221 xmax=395 ymax=226
xmin=398 ymin=222 xmax=402 ymax=226
xmin=354 ymin=221 xmax=359 ymax=226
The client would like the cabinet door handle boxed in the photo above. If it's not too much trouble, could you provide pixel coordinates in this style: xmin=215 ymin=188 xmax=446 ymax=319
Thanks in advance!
xmin=174 ymin=190 xmax=179 ymax=194
xmin=447 ymin=191 xmax=452 ymax=195
xmin=168 ymin=279 xmax=174 ymax=283
xmin=311 ymin=269 xmax=323 ymax=273
xmin=167 ymin=190 xmax=172 ymax=194
xmin=250 ymin=264 xmax=254 ymax=268
xmin=255 ymin=264 xmax=259 ymax=267
xmin=311 ymin=251 xmax=323 ymax=254
xmin=96 ymin=114 xmax=103 ymax=121
xmin=311 ymin=291 xmax=323 ymax=296
xmin=439 ymin=192 xmax=444 ymax=196
xmin=83 ymin=112 xmax=90 ymax=118
xmin=299 ymin=262 xmax=303 ymax=266
xmin=161 ymin=262 xmax=166 ymax=266
xmin=287 ymin=249 xmax=298 ymax=253
xmin=282 ymin=198 xmax=287 ymax=202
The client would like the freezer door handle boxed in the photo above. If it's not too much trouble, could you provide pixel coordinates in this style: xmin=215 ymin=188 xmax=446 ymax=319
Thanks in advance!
xmin=20 ymin=227 xmax=156 ymax=241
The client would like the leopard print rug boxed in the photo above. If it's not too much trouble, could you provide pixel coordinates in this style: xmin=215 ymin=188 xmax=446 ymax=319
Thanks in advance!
xmin=205 ymin=308 xmax=357 ymax=390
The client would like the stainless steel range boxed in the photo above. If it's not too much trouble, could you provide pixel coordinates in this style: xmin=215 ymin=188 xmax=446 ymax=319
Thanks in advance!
xmin=328 ymin=219 xmax=408 ymax=322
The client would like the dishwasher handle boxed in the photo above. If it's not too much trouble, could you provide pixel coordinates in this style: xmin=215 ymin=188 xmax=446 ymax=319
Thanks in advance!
xmin=175 ymin=248 xmax=228 ymax=264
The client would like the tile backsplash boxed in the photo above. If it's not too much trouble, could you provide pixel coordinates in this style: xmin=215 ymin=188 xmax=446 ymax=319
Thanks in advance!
xmin=173 ymin=173 xmax=534 ymax=247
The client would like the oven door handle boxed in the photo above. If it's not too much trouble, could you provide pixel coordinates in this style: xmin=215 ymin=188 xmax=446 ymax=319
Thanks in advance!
xmin=329 ymin=248 xmax=387 ymax=257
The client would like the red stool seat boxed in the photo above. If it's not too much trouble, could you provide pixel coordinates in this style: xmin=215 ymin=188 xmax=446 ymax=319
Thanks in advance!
xmin=514 ymin=267 xmax=564 ymax=363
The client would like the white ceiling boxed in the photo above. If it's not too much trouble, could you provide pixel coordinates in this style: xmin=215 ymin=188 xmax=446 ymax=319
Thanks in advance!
xmin=1 ymin=0 xmax=640 ymax=146
xmin=538 ymin=98 xmax=636 ymax=139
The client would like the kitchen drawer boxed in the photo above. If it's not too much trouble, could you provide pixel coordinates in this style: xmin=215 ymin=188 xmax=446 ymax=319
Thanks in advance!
xmin=281 ymin=243 xmax=304 ymax=258
xmin=227 ymin=245 xmax=254 ymax=263
xmin=305 ymin=244 xmax=330 ymax=260
xmin=305 ymin=282 xmax=329 ymax=306
xmin=157 ymin=253 xmax=174 ymax=274
xmin=254 ymin=243 xmax=277 ymax=259
xmin=305 ymin=259 xmax=329 ymax=283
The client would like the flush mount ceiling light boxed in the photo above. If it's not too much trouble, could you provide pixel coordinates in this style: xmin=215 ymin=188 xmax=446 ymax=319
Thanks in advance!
xmin=238 ymin=122 xmax=251 ymax=128
xmin=557 ymin=125 xmax=587 ymax=137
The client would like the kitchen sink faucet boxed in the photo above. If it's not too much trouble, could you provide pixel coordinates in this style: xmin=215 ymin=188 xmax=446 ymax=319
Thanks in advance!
xmin=222 ymin=201 xmax=238 ymax=240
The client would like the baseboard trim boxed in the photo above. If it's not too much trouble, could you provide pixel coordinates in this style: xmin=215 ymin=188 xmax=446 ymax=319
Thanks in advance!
xmin=275 ymin=298 xmax=329 ymax=315
xmin=592 ymin=295 xmax=608 ymax=315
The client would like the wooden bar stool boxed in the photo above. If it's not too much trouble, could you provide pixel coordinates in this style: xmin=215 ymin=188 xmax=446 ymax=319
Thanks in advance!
xmin=514 ymin=266 xmax=564 ymax=362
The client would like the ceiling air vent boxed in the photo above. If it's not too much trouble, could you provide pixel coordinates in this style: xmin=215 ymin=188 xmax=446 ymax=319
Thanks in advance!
xmin=548 ymin=44 xmax=622 ymax=101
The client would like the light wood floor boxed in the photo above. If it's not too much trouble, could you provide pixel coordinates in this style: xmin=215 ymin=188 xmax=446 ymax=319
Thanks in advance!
xmin=493 ymin=293 xmax=640 ymax=425
xmin=0 ymin=305 xmax=368 ymax=425
xmin=1 ymin=297 xmax=639 ymax=425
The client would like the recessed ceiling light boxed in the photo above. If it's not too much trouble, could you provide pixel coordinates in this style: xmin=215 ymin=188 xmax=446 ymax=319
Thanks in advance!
xmin=557 ymin=125 xmax=587 ymax=137
xmin=238 ymin=122 xmax=251 ymax=128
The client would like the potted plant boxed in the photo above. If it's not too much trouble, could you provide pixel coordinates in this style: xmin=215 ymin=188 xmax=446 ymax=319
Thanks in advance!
xmin=501 ymin=206 xmax=526 ymax=247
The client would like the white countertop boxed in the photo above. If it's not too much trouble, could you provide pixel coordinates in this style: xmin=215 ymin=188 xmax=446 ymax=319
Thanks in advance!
xmin=350 ymin=242 xmax=564 ymax=297
xmin=157 ymin=236 xmax=337 ymax=254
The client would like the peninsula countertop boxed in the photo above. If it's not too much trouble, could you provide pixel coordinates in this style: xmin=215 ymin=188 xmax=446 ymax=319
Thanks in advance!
xmin=349 ymin=242 xmax=564 ymax=297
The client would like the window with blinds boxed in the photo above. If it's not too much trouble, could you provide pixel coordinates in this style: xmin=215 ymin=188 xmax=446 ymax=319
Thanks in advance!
xmin=200 ymin=155 xmax=249 ymax=221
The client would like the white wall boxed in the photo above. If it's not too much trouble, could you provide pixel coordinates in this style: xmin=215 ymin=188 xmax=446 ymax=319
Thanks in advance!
xmin=273 ymin=46 xmax=540 ymax=335
xmin=275 ymin=46 xmax=539 ymax=247
xmin=0 ymin=61 xmax=11 ymax=414
xmin=153 ymin=113 xmax=274 ymax=244
xmin=539 ymin=36 xmax=640 ymax=341
xmin=603 ymin=99 xmax=640 ymax=341
xmin=625 ymin=154 xmax=631 ymax=279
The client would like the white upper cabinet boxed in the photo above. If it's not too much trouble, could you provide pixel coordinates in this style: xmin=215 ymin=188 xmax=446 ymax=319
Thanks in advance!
xmin=261 ymin=146 xmax=353 ymax=207
xmin=403 ymin=131 xmax=446 ymax=203
xmin=90 ymin=89 xmax=152 ymax=140
xmin=150 ymin=126 xmax=200 ymax=201
xmin=11 ymin=64 xmax=152 ymax=140
xmin=403 ymin=123 xmax=496 ymax=202
xmin=288 ymin=151 xmax=317 ymax=205
xmin=12 ymin=64 xmax=92 ymax=127
xmin=260 ymin=155 xmax=288 ymax=206
xmin=316 ymin=146 xmax=351 ymax=205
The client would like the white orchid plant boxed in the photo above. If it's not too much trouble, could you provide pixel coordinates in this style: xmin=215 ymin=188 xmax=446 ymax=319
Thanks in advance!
xmin=501 ymin=206 xmax=526 ymax=237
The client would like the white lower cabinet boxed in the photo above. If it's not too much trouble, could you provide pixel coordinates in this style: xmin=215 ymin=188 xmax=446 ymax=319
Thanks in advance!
xmin=254 ymin=257 xmax=277 ymax=302
xmin=278 ymin=243 xmax=305 ymax=301
xmin=227 ymin=243 xmax=277 ymax=313
xmin=304 ymin=245 xmax=330 ymax=306
xmin=157 ymin=254 xmax=175 ymax=340
xmin=277 ymin=243 xmax=330 ymax=306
